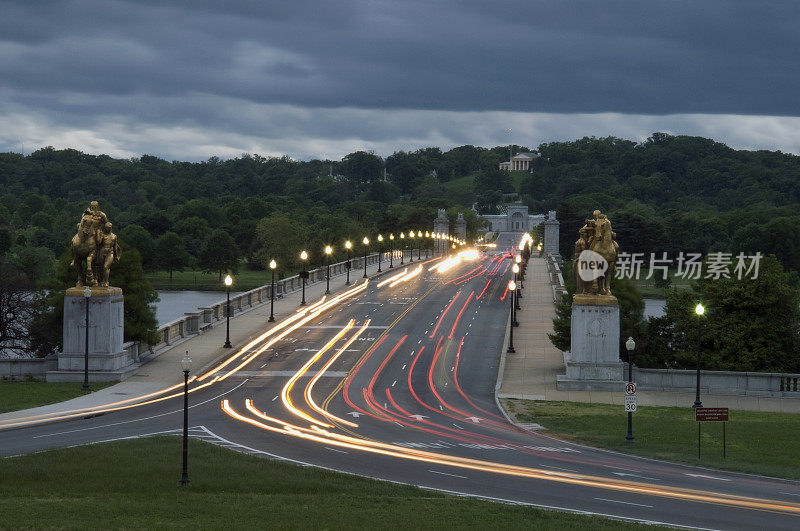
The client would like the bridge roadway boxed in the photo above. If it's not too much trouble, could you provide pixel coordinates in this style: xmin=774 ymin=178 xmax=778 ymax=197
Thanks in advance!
xmin=2 ymin=233 xmax=800 ymax=529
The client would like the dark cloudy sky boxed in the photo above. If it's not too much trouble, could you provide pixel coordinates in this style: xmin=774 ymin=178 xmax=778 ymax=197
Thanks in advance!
xmin=2 ymin=0 xmax=799 ymax=160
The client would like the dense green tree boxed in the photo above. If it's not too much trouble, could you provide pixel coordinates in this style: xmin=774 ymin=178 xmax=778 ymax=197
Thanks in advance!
xmin=198 ymin=229 xmax=239 ymax=281
xmin=118 ymin=224 xmax=156 ymax=270
xmin=253 ymin=213 xmax=308 ymax=271
xmin=11 ymin=245 xmax=55 ymax=285
xmin=639 ymin=256 xmax=800 ymax=372
xmin=154 ymin=231 xmax=191 ymax=282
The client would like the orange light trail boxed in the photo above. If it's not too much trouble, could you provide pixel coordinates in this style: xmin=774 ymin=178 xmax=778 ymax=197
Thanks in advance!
xmin=304 ymin=320 xmax=371 ymax=428
xmin=281 ymin=320 xmax=354 ymax=427
xmin=223 ymin=399 xmax=800 ymax=516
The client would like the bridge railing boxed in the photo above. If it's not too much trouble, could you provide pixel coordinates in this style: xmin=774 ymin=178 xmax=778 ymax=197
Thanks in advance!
xmin=138 ymin=250 xmax=412 ymax=358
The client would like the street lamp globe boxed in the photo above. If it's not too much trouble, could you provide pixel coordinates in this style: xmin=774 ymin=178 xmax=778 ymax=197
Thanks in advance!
xmin=626 ymin=337 xmax=635 ymax=352
xmin=509 ymin=280 xmax=516 ymax=291
xmin=363 ymin=236 xmax=369 ymax=245
xmin=300 ymin=250 xmax=308 ymax=260
xmin=325 ymin=245 xmax=332 ymax=255
xmin=378 ymin=234 xmax=383 ymax=242
xmin=400 ymin=232 xmax=405 ymax=239
xmin=345 ymin=240 xmax=352 ymax=250
xmin=695 ymin=303 xmax=705 ymax=316
xmin=224 ymin=274 xmax=232 ymax=287
xmin=512 ymin=264 xmax=519 ymax=274
xmin=515 ymin=254 xmax=521 ymax=264
xmin=83 ymin=286 xmax=91 ymax=298
xmin=181 ymin=352 xmax=192 ymax=372
xmin=269 ymin=259 xmax=276 ymax=269
xmin=389 ymin=234 xmax=394 ymax=241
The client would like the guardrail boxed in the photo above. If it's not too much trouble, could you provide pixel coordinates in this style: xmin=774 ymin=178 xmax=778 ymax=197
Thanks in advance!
xmin=633 ymin=367 xmax=800 ymax=398
xmin=137 ymin=250 xmax=411 ymax=360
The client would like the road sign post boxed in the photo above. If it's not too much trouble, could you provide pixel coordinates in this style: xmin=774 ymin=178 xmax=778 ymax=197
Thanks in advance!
xmin=624 ymin=382 xmax=637 ymax=441
xmin=695 ymin=407 xmax=729 ymax=459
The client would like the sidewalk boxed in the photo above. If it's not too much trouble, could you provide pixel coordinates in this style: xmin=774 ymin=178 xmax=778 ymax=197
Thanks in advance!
xmin=497 ymin=257 xmax=800 ymax=414
xmin=0 ymin=254 xmax=405 ymax=428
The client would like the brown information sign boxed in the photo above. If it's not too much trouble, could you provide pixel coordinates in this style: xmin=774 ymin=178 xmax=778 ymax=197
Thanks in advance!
xmin=696 ymin=407 xmax=729 ymax=422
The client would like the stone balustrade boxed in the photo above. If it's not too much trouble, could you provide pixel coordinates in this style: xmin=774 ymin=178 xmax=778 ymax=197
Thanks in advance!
xmin=633 ymin=367 xmax=800 ymax=398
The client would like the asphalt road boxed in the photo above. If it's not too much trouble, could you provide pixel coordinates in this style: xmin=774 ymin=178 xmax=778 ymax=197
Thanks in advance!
xmin=3 ymin=233 xmax=800 ymax=529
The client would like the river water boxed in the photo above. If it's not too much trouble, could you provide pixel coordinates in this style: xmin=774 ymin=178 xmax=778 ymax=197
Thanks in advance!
xmin=155 ymin=291 xmax=243 ymax=326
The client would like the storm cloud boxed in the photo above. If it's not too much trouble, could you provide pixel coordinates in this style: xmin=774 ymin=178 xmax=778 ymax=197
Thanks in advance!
xmin=1 ymin=0 xmax=799 ymax=159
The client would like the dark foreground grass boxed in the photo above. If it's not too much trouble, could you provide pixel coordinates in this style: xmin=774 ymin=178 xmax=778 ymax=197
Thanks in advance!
xmin=506 ymin=400 xmax=800 ymax=481
xmin=0 ymin=380 xmax=113 ymax=414
xmin=0 ymin=437 xmax=664 ymax=530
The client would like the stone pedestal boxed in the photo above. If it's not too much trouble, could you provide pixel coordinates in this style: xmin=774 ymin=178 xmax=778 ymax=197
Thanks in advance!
xmin=557 ymin=295 xmax=625 ymax=391
xmin=543 ymin=210 xmax=559 ymax=255
xmin=57 ymin=286 xmax=128 ymax=372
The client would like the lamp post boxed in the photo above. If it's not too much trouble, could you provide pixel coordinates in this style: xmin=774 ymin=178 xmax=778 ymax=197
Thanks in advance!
xmin=300 ymin=250 xmax=308 ymax=305
xmin=515 ymin=254 xmax=523 ymax=296
xmin=408 ymin=231 xmax=414 ymax=262
xmin=223 ymin=274 xmax=232 ymax=348
xmin=693 ymin=303 xmax=705 ymax=408
xmin=377 ymin=235 xmax=383 ymax=272
xmin=625 ymin=336 xmax=635 ymax=441
xmin=325 ymin=246 xmax=332 ymax=294
xmin=82 ymin=286 xmax=91 ymax=393
xmin=417 ymin=231 xmax=422 ymax=260
xmin=362 ymin=236 xmax=369 ymax=278
xmin=399 ymin=233 xmax=405 ymax=264
xmin=389 ymin=234 xmax=394 ymax=268
xmin=345 ymin=241 xmax=352 ymax=285
xmin=512 ymin=263 xmax=521 ymax=314
xmin=425 ymin=231 xmax=430 ymax=258
xmin=179 ymin=352 xmax=191 ymax=486
xmin=507 ymin=280 xmax=516 ymax=353
xmin=268 ymin=260 xmax=276 ymax=322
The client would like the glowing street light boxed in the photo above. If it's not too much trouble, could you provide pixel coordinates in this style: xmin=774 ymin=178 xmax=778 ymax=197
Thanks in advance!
xmin=325 ymin=246 xmax=333 ymax=294
xmin=179 ymin=352 xmax=192 ymax=486
xmin=377 ymin=234 xmax=383 ymax=272
xmin=507 ymin=280 xmax=516 ymax=353
xmin=512 ymin=263 xmax=521 ymax=311
xmin=268 ymin=259 xmax=277 ymax=322
xmin=224 ymin=274 xmax=233 ymax=348
xmin=408 ymin=231 xmax=414 ymax=262
xmin=345 ymin=240 xmax=352 ymax=285
xmin=300 ymin=250 xmax=308 ymax=306
xmin=693 ymin=303 xmax=705 ymax=408
xmin=362 ymin=236 xmax=370 ymax=278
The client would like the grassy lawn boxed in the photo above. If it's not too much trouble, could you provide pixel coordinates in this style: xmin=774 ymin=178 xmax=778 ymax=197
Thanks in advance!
xmin=505 ymin=400 xmax=800 ymax=481
xmin=0 ymin=437 xmax=665 ymax=530
xmin=145 ymin=268 xmax=279 ymax=291
xmin=442 ymin=172 xmax=476 ymax=194
xmin=0 ymin=380 xmax=114 ymax=414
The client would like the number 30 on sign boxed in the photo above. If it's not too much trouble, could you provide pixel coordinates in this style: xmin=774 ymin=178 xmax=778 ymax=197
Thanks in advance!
xmin=624 ymin=395 xmax=637 ymax=412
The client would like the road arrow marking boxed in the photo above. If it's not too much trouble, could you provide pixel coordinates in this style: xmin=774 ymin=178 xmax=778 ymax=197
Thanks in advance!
xmin=347 ymin=411 xmax=361 ymax=418
xmin=409 ymin=414 xmax=428 ymax=421
xmin=685 ymin=473 xmax=731 ymax=482
xmin=465 ymin=416 xmax=482 ymax=423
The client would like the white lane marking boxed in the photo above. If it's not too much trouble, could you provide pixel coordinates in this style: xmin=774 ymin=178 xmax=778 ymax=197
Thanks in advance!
xmin=452 ymin=423 xmax=464 ymax=430
xmin=595 ymin=498 xmax=653 ymax=508
xmin=612 ymin=472 xmax=660 ymax=481
xmin=260 ymin=363 xmax=267 ymax=368
xmin=684 ymin=473 xmax=731 ymax=482
xmin=425 ymin=330 xmax=429 ymax=335
xmin=33 ymin=379 xmax=249 ymax=439
xmin=394 ymin=421 xmax=404 ymax=427
xmin=779 ymin=491 xmax=800 ymax=497
xmin=539 ymin=464 xmax=578 ymax=473
xmin=429 ymin=470 xmax=468 ymax=479
xmin=392 ymin=380 xmax=397 ymax=387
xmin=439 ymin=405 xmax=443 ymax=411
xmin=401 ymin=364 xmax=406 ymax=370
xmin=418 ymin=339 xmax=422 ymax=344
xmin=325 ymin=447 xmax=348 ymax=454
xmin=272 ymin=395 xmax=278 ymax=401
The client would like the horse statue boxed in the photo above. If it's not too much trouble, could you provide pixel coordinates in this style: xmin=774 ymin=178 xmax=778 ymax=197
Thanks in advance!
xmin=590 ymin=214 xmax=618 ymax=296
xmin=573 ymin=221 xmax=595 ymax=294
xmin=71 ymin=211 xmax=100 ymax=287
xmin=70 ymin=201 xmax=112 ymax=287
